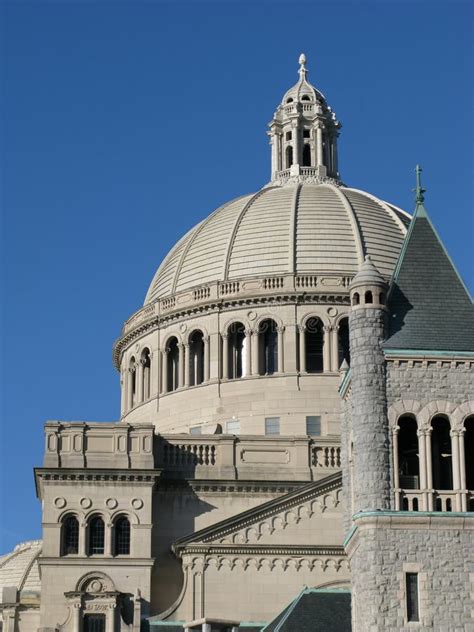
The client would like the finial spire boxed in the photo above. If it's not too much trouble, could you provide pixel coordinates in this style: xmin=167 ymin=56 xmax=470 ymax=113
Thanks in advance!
xmin=298 ymin=53 xmax=307 ymax=80
xmin=414 ymin=164 xmax=426 ymax=205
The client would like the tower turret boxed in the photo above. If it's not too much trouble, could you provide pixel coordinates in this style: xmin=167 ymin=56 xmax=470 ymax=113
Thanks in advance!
xmin=347 ymin=256 xmax=390 ymax=513
xmin=268 ymin=54 xmax=342 ymax=184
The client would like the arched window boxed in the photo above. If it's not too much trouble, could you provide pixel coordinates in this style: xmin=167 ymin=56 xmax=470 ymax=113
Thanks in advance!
xmin=87 ymin=516 xmax=105 ymax=555
xmin=228 ymin=322 xmax=247 ymax=379
xmin=431 ymin=416 xmax=453 ymax=490
xmin=379 ymin=292 xmax=385 ymax=305
xmin=337 ymin=318 xmax=350 ymax=367
xmin=166 ymin=337 xmax=179 ymax=392
xmin=189 ymin=330 xmax=204 ymax=386
xmin=61 ymin=515 xmax=79 ymax=555
xmin=301 ymin=94 xmax=311 ymax=101
xmin=365 ymin=290 xmax=373 ymax=304
xmin=398 ymin=416 xmax=419 ymax=489
xmin=286 ymin=97 xmax=293 ymax=104
xmin=259 ymin=319 xmax=278 ymax=375
xmin=305 ymin=317 xmax=324 ymax=373
xmin=302 ymin=144 xmax=311 ymax=166
xmin=464 ymin=416 xmax=474 ymax=491
xmin=286 ymin=145 xmax=293 ymax=168
xmin=129 ymin=356 xmax=136 ymax=407
xmin=141 ymin=348 xmax=151 ymax=401
xmin=352 ymin=292 xmax=360 ymax=306
xmin=113 ymin=516 xmax=131 ymax=556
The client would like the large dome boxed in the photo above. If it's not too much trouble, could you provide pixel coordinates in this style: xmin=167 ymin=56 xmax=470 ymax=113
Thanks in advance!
xmin=145 ymin=183 xmax=410 ymax=304
xmin=0 ymin=540 xmax=42 ymax=602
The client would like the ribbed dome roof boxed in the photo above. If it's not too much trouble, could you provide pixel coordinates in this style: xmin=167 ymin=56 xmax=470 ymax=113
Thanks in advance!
xmin=145 ymin=183 xmax=410 ymax=304
xmin=0 ymin=540 xmax=42 ymax=599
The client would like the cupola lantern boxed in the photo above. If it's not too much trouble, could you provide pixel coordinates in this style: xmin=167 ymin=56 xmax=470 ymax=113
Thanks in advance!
xmin=268 ymin=54 xmax=342 ymax=184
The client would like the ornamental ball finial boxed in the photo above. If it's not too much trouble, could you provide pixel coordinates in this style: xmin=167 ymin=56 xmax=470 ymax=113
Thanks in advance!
xmin=299 ymin=53 xmax=307 ymax=66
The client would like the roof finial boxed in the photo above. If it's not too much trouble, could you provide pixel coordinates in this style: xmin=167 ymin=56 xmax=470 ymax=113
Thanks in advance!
xmin=298 ymin=53 xmax=307 ymax=80
xmin=414 ymin=164 xmax=426 ymax=205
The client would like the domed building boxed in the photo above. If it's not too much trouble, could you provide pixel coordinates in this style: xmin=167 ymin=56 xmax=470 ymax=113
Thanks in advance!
xmin=2 ymin=55 xmax=473 ymax=632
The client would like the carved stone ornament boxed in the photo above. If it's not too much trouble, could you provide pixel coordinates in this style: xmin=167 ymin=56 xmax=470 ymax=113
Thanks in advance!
xmin=247 ymin=310 xmax=257 ymax=321
xmin=327 ymin=306 xmax=338 ymax=317
xmin=54 ymin=496 xmax=67 ymax=509
xmin=131 ymin=497 xmax=143 ymax=509
xmin=80 ymin=497 xmax=92 ymax=509
xmin=105 ymin=498 xmax=118 ymax=509
xmin=179 ymin=323 xmax=187 ymax=333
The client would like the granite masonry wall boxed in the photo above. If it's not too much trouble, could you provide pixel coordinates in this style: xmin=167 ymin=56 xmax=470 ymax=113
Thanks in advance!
xmin=348 ymin=514 xmax=474 ymax=632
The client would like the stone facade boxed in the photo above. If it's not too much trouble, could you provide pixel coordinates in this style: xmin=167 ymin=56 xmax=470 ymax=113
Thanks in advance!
xmin=1 ymin=55 xmax=473 ymax=632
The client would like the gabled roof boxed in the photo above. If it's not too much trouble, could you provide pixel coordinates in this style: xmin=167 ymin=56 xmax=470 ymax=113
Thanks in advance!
xmin=172 ymin=472 xmax=342 ymax=553
xmin=384 ymin=201 xmax=474 ymax=353
xmin=261 ymin=588 xmax=351 ymax=632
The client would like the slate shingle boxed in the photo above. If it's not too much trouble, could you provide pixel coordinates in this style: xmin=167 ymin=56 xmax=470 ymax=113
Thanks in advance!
xmin=384 ymin=205 xmax=474 ymax=352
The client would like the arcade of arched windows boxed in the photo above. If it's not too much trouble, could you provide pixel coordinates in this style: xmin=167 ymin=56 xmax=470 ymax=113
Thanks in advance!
xmin=60 ymin=513 xmax=132 ymax=557
xmin=392 ymin=411 xmax=474 ymax=513
xmin=122 ymin=316 xmax=351 ymax=414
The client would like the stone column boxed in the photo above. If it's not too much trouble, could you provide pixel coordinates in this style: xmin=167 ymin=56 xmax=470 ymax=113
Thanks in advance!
xmin=136 ymin=359 xmax=144 ymax=403
xmin=183 ymin=343 xmax=190 ymax=387
xmin=293 ymin=122 xmax=300 ymax=165
xmin=330 ymin=325 xmax=339 ymax=372
xmin=2 ymin=607 xmax=17 ymax=632
xmin=250 ymin=329 xmax=258 ymax=376
xmin=105 ymin=522 xmax=113 ymax=557
xmin=333 ymin=135 xmax=339 ymax=175
xmin=106 ymin=602 xmax=116 ymax=632
xmin=426 ymin=427 xmax=434 ymax=511
xmin=204 ymin=336 xmax=210 ymax=382
xmin=417 ymin=429 xmax=427 ymax=510
xmin=221 ymin=334 xmax=229 ymax=379
xmin=127 ymin=367 xmax=134 ymax=410
xmin=316 ymin=126 xmax=323 ymax=167
xmin=299 ymin=325 xmax=306 ymax=373
xmin=277 ymin=326 xmax=285 ymax=373
xmin=120 ymin=370 xmax=127 ymax=415
xmin=459 ymin=429 xmax=467 ymax=511
xmin=72 ymin=599 xmax=81 ymax=632
xmin=323 ymin=326 xmax=331 ymax=373
xmin=160 ymin=349 xmax=168 ymax=394
xmin=392 ymin=426 xmax=400 ymax=510
xmin=79 ymin=521 xmax=86 ymax=556
xmin=451 ymin=429 xmax=462 ymax=511
xmin=178 ymin=343 xmax=185 ymax=388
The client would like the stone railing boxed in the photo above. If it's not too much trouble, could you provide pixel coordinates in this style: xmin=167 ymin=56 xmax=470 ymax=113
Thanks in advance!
xmin=121 ymin=273 xmax=353 ymax=335
xmin=157 ymin=435 xmax=341 ymax=482
xmin=396 ymin=488 xmax=474 ymax=513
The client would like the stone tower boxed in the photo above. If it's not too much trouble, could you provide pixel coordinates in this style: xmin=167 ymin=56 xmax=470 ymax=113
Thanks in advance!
xmin=347 ymin=255 xmax=390 ymax=514
xmin=341 ymin=169 xmax=474 ymax=631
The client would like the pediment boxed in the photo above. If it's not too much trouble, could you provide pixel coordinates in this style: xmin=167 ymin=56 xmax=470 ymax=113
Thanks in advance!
xmin=172 ymin=472 xmax=343 ymax=554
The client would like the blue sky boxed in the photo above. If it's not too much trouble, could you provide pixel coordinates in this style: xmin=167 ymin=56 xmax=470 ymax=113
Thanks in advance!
xmin=1 ymin=0 xmax=473 ymax=552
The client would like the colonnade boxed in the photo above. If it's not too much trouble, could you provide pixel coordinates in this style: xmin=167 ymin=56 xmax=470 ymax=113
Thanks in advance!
xmin=393 ymin=417 xmax=473 ymax=512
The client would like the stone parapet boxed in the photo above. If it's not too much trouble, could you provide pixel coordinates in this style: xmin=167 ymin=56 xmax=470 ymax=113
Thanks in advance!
xmin=157 ymin=434 xmax=341 ymax=482
xmin=43 ymin=422 xmax=154 ymax=469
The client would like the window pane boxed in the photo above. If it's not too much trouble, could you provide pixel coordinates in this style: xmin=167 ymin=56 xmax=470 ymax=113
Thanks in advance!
xmin=226 ymin=420 xmax=240 ymax=434
xmin=265 ymin=417 xmax=280 ymax=435
xmin=84 ymin=614 xmax=106 ymax=632
xmin=88 ymin=517 xmax=105 ymax=555
xmin=306 ymin=416 xmax=321 ymax=436
xmin=406 ymin=573 xmax=419 ymax=622
xmin=114 ymin=517 xmax=130 ymax=556
xmin=62 ymin=516 xmax=79 ymax=555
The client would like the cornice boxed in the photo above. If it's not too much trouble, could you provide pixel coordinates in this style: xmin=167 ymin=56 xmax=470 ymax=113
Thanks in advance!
xmin=158 ymin=479 xmax=306 ymax=495
xmin=35 ymin=468 xmax=160 ymax=497
xmin=113 ymin=291 xmax=351 ymax=369
xmin=177 ymin=544 xmax=345 ymax=557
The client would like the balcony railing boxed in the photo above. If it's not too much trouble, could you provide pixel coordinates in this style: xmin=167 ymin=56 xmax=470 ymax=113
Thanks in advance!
xmin=396 ymin=488 xmax=474 ymax=513
xmin=157 ymin=435 xmax=341 ymax=482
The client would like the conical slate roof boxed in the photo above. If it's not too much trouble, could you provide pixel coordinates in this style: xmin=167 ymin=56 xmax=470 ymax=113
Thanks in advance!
xmin=384 ymin=203 xmax=474 ymax=352
xmin=350 ymin=255 xmax=387 ymax=288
